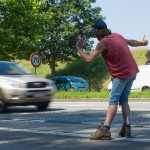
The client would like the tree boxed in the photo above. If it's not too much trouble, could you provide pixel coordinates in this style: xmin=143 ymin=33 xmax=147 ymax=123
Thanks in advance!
xmin=39 ymin=0 xmax=103 ymax=76
xmin=0 ymin=0 xmax=49 ymax=60
xmin=0 ymin=0 xmax=104 ymax=77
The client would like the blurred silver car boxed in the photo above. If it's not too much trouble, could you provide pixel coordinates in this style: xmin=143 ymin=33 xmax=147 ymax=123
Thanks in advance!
xmin=0 ymin=61 xmax=56 ymax=113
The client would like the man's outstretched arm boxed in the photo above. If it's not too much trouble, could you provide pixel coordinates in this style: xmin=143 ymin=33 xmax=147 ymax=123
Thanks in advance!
xmin=76 ymin=35 xmax=107 ymax=64
xmin=126 ymin=35 xmax=148 ymax=47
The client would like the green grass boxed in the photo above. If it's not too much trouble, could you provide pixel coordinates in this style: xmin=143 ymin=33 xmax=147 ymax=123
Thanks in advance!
xmin=131 ymin=49 xmax=148 ymax=65
xmin=54 ymin=90 xmax=150 ymax=99
xmin=129 ymin=91 xmax=150 ymax=98
xmin=16 ymin=60 xmax=67 ymax=78
xmin=54 ymin=91 xmax=110 ymax=99
xmin=16 ymin=60 xmax=50 ymax=77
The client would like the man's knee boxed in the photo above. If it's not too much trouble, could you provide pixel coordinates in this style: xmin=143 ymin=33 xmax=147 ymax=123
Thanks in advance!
xmin=120 ymin=101 xmax=128 ymax=106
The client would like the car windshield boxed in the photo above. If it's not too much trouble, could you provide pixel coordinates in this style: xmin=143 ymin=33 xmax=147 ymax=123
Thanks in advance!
xmin=0 ymin=62 xmax=30 ymax=75
xmin=70 ymin=77 xmax=86 ymax=83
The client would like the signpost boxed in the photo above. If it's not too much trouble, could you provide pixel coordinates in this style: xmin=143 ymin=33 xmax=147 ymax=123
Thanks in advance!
xmin=145 ymin=50 xmax=150 ymax=65
xmin=30 ymin=52 xmax=41 ymax=76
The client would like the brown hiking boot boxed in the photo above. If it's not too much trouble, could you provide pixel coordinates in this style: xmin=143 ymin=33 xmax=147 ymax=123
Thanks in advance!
xmin=89 ymin=124 xmax=111 ymax=140
xmin=118 ymin=124 xmax=131 ymax=138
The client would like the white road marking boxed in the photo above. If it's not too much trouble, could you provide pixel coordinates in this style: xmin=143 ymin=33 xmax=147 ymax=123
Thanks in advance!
xmin=51 ymin=102 xmax=150 ymax=111
xmin=113 ymin=137 xmax=150 ymax=143
xmin=0 ymin=127 xmax=150 ymax=143
xmin=12 ymin=119 xmax=46 ymax=122
xmin=0 ymin=127 xmax=88 ymax=138
xmin=0 ymin=141 xmax=10 ymax=144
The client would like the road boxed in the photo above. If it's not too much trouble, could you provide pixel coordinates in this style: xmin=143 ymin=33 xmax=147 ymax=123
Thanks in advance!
xmin=0 ymin=100 xmax=150 ymax=150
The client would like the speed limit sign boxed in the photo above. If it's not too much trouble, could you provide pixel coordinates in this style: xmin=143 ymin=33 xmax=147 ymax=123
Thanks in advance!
xmin=30 ymin=52 xmax=41 ymax=68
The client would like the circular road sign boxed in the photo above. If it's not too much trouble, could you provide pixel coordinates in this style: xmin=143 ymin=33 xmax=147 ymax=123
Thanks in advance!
xmin=30 ymin=52 xmax=41 ymax=68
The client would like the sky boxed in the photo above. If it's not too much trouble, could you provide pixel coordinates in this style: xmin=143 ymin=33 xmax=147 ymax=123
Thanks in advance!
xmin=92 ymin=0 xmax=150 ymax=50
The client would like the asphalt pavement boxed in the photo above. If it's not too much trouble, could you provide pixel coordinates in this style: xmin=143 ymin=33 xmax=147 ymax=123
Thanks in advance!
xmin=0 ymin=99 xmax=150 ymax=150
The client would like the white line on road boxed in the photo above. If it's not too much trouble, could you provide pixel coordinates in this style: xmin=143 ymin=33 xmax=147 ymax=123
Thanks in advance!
xmin=0 ymin=127 xmax=150 ymax=143
xmin=0 ymin=127 xmax=88 ymax=138
xmin=64 ymin=105 xmax=150 ymax=111
xmin=113 ymin=137 xmax=150 ymax=143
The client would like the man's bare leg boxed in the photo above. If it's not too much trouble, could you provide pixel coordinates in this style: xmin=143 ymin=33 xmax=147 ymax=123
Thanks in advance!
xmin=90 ymin=104 xmax=117 ymax=140
xmin=118 ymin=102 xmax=131 ymax=137
xmin=121 ymin=102 xmax=130 ymax=123
xmin=104 ymin=104 xmax=118 ymax=126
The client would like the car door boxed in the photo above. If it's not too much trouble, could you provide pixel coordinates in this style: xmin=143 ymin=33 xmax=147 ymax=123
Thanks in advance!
xmin=62 ymin=78 xmax=69 ymax=90
xmin=55 ymin=77 xmax=64 ymax=90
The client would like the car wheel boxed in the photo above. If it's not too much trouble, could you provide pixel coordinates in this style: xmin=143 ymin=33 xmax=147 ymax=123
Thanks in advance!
xmin=37 ymin=102 xmax=49 ymax=111
xmin=142 ymin=86 xmax=150 ymax=91
xmin=0 ymin=92 xmax=7 ymax=113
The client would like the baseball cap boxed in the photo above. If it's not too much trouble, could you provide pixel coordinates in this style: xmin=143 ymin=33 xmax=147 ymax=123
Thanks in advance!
xmin=91 ymin=21 xmax=107 ymax=32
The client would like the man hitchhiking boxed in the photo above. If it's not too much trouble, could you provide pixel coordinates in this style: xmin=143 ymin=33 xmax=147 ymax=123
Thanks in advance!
xmin=76 ymin=20 xmax=148 ymax=140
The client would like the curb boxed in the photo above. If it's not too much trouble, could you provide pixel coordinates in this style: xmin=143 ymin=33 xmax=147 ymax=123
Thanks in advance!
xmin=52 ymin=98 xmax=150 ymax=102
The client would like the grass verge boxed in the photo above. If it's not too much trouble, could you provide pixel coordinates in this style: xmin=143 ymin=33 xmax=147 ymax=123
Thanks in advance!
xmin=54 ymin=90 xmax=150 ymax=99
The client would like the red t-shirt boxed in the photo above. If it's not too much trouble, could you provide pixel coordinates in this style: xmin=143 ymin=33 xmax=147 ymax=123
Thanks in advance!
xmin=101 ymin=33 xmax=139 ymax=79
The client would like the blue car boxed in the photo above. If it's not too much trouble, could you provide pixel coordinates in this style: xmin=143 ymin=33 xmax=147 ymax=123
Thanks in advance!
xmin=50 ymin=76 xmax=88 ymax=92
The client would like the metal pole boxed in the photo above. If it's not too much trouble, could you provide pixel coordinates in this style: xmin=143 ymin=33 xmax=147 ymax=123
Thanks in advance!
xmin=35 ymin=67 xmax=36 ymax=76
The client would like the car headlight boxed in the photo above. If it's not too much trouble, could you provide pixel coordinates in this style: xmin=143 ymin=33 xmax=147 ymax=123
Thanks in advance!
xmin=7 ymin=81 xmax=26 ymax=88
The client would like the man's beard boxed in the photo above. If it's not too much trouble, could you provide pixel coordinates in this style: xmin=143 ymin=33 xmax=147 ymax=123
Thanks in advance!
xmin=95 ymin=31 xmax=102 ymax=41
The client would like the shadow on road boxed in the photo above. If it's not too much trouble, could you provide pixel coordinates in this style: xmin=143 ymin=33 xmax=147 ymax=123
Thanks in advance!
xmin=3 ymin=107 xmax=65 ymax=114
